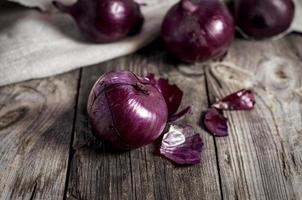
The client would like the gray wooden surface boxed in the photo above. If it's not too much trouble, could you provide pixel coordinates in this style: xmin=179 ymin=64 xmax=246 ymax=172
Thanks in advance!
xmin=0 ymin=34 xmax=301 ymax=200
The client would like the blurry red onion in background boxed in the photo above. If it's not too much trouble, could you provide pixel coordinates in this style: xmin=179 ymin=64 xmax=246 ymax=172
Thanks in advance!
xmin=234 ymin=0 xmax=295 ymax=39
xmin=161 ymin=0 xmax=234 ymax=63
xmin=53 ymin=0 xmax=144 ymax=43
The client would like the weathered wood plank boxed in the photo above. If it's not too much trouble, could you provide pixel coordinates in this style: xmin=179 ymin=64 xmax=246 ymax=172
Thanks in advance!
xmin=66 ymin=44 xmax=222 ymax=200
xmin=0 ymin=72 xmax=79 ymax=199
xmin=205 ymin=34 xmax=302 ymax=200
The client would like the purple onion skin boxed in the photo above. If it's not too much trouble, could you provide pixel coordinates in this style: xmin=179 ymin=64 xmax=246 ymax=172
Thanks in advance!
xmin=160 ymin=125 xmax=203 ymax=165
xmin=53 ymin=0 xmax=144 ymax=43
xmin=161 ymin=0 xmax=235 ymax=63
xmin=87 ymin=71 xmax=168 ymax=150
xmin=212 ymin=89 xmax=256 ymax=111
xmin=234 ymin=0 xmax=295 ymax=39
xmin=204 ymin=108 xmax=228 ymax=137
xmin=146 ymin=73 xmax=191 ymax=122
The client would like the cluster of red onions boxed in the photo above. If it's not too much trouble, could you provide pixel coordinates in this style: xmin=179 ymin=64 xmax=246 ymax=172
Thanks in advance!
xmin=53 ymin=0 xmax=296 ymax=62
xmin=160 ymin=0 xmax=295 ymax=62
xmin=87 ymin=70 xmax=202 ymax=165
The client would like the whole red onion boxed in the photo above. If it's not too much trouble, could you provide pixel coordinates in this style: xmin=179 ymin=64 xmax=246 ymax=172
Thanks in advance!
xmin=234 ymin=0 xmax=295 ymax=39
xmin=87 ymin=71 xmax=168 ymax=149
xmin=53 ymin=0 xmax=144 ymax=43
xmin=161 ymin=0 xmax=234 ymax=63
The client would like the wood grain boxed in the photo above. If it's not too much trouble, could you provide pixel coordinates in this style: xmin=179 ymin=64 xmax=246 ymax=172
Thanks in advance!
xmin=0 ymin=72 xmax=79 ymax=199
xmin=65 ymin=44 xmax=222 ymax=200
xmin=205 ymin=34 xmax=302 ymax=200
xmin=1 ymin=35 xmax=301 ymax=200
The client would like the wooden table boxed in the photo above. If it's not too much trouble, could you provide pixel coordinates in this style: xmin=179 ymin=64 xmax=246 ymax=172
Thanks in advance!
xmin=0 ymin=34 xmax=301 ymax=200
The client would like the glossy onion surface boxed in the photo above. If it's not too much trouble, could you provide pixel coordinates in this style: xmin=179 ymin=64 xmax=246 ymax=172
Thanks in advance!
xmin=54 ymin=0 xmax=144 ymax=43
xmin=87 ymin=71 xmax=168 ymax=149
xmin=161 ymin=0 xmax=234 ymax=63
xmin=234 ymin=0 xmax=295 ymax=39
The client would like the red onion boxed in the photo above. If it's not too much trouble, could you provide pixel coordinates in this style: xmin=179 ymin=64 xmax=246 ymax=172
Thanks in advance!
xmin=204 ymin=108 xmax=228 ymax=137
xmin=234 ymin=0 xmax=295 ymax=39
xmin=159 ymin=125 xmax=203 ymax=165
xmin=212 ymin=89 xmax=255 ymax=110
xmin=161 ymin=0 xmax=234 ymax=63
xmin=53 ymin=0 xmax=144 ymax=43
xmin=87 ymin=71 xmax=167 ymax=149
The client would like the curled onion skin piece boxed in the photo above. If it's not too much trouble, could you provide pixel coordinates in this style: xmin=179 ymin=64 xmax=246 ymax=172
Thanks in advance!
xmin=234 ymin=0 xmax=295 ymax=39
xmin=161 ymin=0 xmax=234 ymax=63
xmin=160 ymin=125 xmax=203 ymax=165
xmin=146 ymin=73 xmax=190 ymax=122
xmin=212 ymin=89 xmax=256 ymax=110
xmin=204 ymin=108 xmax=228 ymax=137
xmin=87 ymin=70 xmax=168 ymax=149
xmin=168 ymin=106 xmax=191 ymax=122
xmin=53 ymin=0 xmax=144 ymax=43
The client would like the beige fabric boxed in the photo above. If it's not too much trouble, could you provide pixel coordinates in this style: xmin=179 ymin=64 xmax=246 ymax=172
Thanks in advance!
xmin=0 ymin=0 xmax=177 ymax=86
xmin=8 ymin=0 xmax=76 ymax=11
xmin=292 ymin=0 xmax=302 ymax=32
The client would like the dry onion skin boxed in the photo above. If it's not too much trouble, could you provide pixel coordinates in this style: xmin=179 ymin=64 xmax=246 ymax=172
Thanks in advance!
xmin=159 ymin=125 xmax=203 ymax=165
xmin=204 ymin=108 xmax=228 ymax=137
xmin=146 ymin=73 xmax=191 ymax=122
xmin=203 ymin=89 xmax=256 ymax=137
xmin=212 ymin=89 xmax=256 ymax=110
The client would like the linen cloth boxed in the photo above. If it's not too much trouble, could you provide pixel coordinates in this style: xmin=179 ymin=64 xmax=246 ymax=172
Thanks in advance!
xmin=0 ymin=0 xmax=177 ymax=86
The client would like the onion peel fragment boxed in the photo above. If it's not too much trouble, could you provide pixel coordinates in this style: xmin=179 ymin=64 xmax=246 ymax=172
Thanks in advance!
xmin=204 ymin=108 xmax=228 ymax=137
xmin=212 ymin=89 xmax=255 ymax=110
xmin=159 ymin=125 xmax=203 ymax=165
xmin=146 ymin=73 xmax=191 ymax=122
